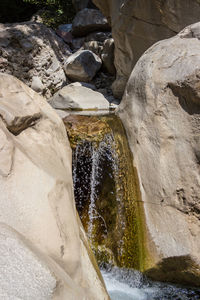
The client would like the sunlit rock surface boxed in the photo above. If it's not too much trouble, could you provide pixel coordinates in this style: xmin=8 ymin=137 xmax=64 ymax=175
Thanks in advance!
xmin=118 ymin=22 xmax=200 ymax=286
xmin=0 ymin=73 xmax=109 ymax=299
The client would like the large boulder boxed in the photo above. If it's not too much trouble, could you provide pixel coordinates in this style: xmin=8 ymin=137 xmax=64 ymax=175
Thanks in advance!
xmin=49 ymin=83 xmax=111 ymax=111
xmin=64 ymin=50 xmax=102 ymax=82
xmin=93 ymin=0 xmax=200 ymax=98
xmin=0 ymin=22 xmax=71 ymax=98
xmin=118 ymin=22 xmax=200 ymax=286
xmin=0 ymin=73 xmax=109 ymax=299
xmin=72 ymin=8 xmax=110 ymax=37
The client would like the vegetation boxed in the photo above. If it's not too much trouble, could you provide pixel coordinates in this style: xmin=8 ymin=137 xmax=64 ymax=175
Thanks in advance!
xmin=0 ymin=0 xmax=75 ymax=28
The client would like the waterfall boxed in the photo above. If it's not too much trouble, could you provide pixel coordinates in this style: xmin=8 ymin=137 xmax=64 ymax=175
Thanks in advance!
xmin=66 ymin=114 xmax=146 ymax=269
xmin=72 ymin=133 xmax=116 ymax=244
xmin=66 ymin=114 xmax=200 ymax=300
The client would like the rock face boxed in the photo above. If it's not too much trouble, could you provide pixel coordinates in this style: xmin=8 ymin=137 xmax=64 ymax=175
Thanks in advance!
xmin=0 ymin=22 xmax=71 ymax=98
xmin=93 ymin=0 xmax=200 ymax=98
xmin=0 ymin=73 xmax=109 ymax=299
xmin=118 ymin=22 xmax=200 ymax=286
xmin=64 ymin=50 xmax=102 ymax=82
xmin=49 ymin=83 xmax=110 ymax=111
xmin=72 ymin=8 xmax=110 ymax=37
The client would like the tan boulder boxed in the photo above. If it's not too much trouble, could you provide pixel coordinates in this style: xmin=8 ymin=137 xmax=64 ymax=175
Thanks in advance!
xmin=118 ymin=22 xmax=200 ymax=286
xmin=0 ymin=73 xmax=109 ymax=299
xmin=93 ymin=0 xmax=200 ymax=98
xmin=49 ymin=83 xmax=111 ymax=111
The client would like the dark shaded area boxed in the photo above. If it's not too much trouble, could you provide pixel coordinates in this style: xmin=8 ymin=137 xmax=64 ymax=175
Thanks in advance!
xmin=0 ymin=0 xmax=75 ymax=27
xmin=0 ymin=0 xmax=39 ymax=23
xmin=72 ymin=141 xmax=93 ymax=213
xmin=168 ymin=82 xmax=200 ymax=115
xmin=145 ymin=255 xmax=200 ymax=288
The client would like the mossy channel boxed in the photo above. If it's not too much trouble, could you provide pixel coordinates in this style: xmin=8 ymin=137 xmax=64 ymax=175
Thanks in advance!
xmin=64 ymin=114 xmax=148 ymax=271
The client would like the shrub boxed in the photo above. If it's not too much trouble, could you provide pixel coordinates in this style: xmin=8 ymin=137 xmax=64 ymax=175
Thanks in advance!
xmin=0 ymin=0 xmax=75 ymax=27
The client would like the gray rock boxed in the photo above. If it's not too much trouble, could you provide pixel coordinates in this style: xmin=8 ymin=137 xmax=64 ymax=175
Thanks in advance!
xmin=64 ymin=50 xmax=102 ymax=82
xmin=0 ymin=22 xmax=71 ymax=99
xmin=71 ymin=37 xmax=85 ymax=50
xmin=58 ymin=23 xmax=72 ymax=32
xmin=85 ymin=31 xmax=112 ymax=43
xmin=31 ymin=76 xmax=44 ymax=93
xmin=49 ymin=83 xmax=110 ymax=111
xmin=118 ymin=22 xmax=200 ymax=286
xmin=84 ymin=40 xmax=103 ymax=56
xmin=101 ymin=38 xmax=115 ymax=75
xmin=72 ymin=8 xmax=110 ymax=37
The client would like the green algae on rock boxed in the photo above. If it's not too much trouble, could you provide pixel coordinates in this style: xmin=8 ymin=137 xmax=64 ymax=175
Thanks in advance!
xmin=64 ymin=113 xmax=150 ymax=271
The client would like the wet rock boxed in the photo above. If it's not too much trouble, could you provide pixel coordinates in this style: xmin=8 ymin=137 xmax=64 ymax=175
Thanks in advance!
xmin=118 ymin=22 xmax=200 ymax=286
xmin=72 ymin=8 xmax=110 ymax=37
xmin=49 ymin=83 xmax=110 ymax=111
xmin=64 ymin=50 xmax=102 ymax=82
xmin=0 ymin=22 xmax=71 ymax=98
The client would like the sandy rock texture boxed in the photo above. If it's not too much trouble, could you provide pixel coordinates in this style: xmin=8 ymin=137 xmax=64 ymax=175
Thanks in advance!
xmin=118 ymin=22 xmax=200 ymax=286
xmin=0 ymin=21 xmax=71 ymax=98
xmin=93 ymin=0 xmax=200 ymax=98
xmin=0 ymin=73 xmax=109 ymax=299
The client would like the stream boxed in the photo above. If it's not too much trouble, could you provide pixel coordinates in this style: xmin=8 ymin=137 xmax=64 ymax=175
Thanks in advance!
xmin=102 ymin=267 xmax=200 ymax=300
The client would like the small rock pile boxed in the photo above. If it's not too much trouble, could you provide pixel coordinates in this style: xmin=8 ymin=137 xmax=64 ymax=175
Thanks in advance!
xmin=0 ymin=22 xmax=71 ymax=98
xmin=0 ymin=5 xmax=118 ymax=112
xmin=55 ymin=6 xmax=117 ymax=107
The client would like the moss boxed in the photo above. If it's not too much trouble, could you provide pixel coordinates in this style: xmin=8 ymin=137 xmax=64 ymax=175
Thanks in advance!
xmin=65 ymin=113 xmax=150 ymax=271
xmin=63 ymin=115 xmax=111 ymax=148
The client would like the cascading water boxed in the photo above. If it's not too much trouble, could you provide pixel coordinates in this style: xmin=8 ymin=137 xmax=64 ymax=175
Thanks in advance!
xmin=64 ymin=114 xmax=200 ymax=299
